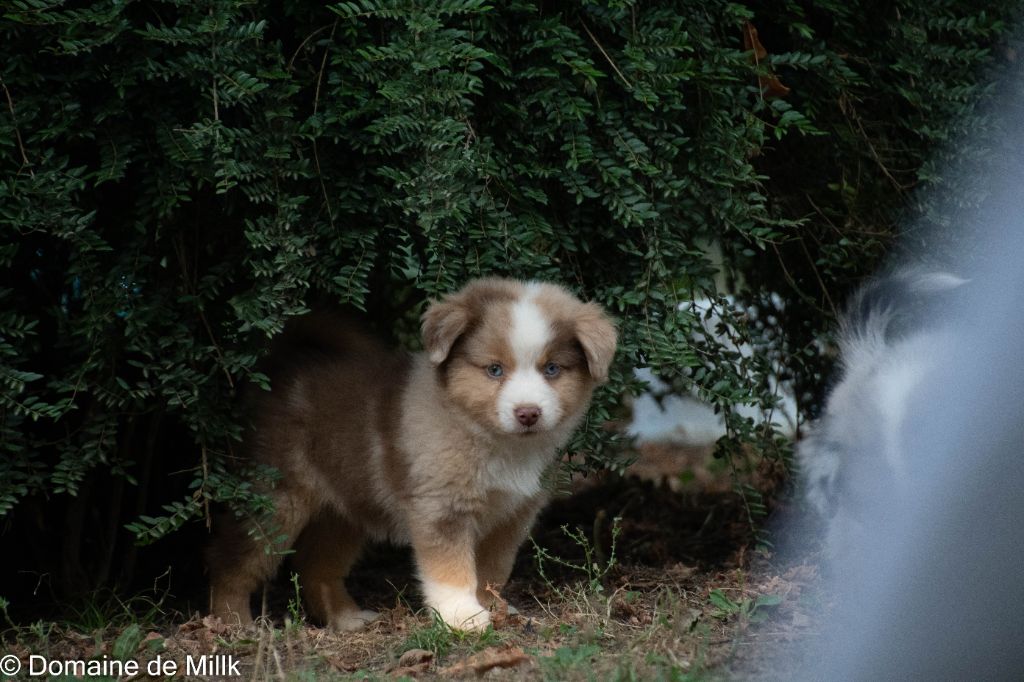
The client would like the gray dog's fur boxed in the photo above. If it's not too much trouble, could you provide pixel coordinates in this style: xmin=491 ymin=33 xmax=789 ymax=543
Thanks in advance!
xmin=798 ymin=268 xmax=967 ymax=555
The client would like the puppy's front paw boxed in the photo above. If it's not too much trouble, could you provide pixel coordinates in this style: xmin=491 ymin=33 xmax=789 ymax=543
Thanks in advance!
xmin=436 ymin=599 xmax=490 ymax=631
xmin=329 ymin=609 xmax=380 ymax=632
xmin=423 ymin=581 xmax=490 ymax=631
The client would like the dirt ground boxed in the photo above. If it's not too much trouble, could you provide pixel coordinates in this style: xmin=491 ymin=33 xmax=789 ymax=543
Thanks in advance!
xmin=0 ymin=445 xmax=827 ymax=680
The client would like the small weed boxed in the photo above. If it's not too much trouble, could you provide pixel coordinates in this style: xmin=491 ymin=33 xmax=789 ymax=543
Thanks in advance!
xmin=61 ymin=569 xmax=172 ymax=632
xmin=29 ymin=620 xmax=54 ymax=641
xmin=399 ymin=612 xmax=500 ymax=659
xmin=400 ymin=615 xmax=455 ymax=657
xmin=537 ymin=622 xmax=576 ymax=642
xmin=619 ymin=657 xmax=703 ymax=682
xmin=539 ymin=643 xmax=601 ymax=679
xmin=708 ymin=589 xmax=781 ymax=623
xmin=0 ymin=595 xmax=16 ymax=631
xmin=531 ymin=515 xmax=622 ymax=598
xmin=286 ymin=572 xmax=304 ymax=626
xmin=111 ymin=623 xmax=144 ymax=660
xmin=64 ymin=590 xmax=167 ymax=632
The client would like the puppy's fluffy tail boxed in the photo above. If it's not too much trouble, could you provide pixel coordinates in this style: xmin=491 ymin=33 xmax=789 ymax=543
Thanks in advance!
xmin=836 ymin=268 xmax=966 ymax=373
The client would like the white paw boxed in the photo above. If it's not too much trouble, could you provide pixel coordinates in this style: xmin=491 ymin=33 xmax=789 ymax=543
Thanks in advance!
xmin=329 ymin=609 xmax=380 ymax=632
xmin=437 ymin=601 xmax=490 ymax=631
xmin=422 ymin=581 xmax=491 ymax=631
xmin=506 ymin=604 xmax=519 ymax=616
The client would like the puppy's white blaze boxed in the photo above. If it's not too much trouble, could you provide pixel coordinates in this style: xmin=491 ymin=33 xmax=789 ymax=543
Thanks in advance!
xmin=509 ymin=296 xmax=552 ymax=361
xmin=498 ymin=296 xmax=562 ymax=432
xmin=420 ymin=579 xmax=490 ymax=630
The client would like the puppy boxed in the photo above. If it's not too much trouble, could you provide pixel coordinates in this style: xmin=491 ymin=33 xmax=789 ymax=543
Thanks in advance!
xmin=798 ymin=268 xmax=966 ymax=556
xmin=207 ymin=278 xmax=616 ymax=631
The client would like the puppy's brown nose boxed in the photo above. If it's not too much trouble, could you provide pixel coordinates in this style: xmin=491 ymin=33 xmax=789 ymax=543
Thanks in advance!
xmin=515 ymin=405 xmax=541 ymax=427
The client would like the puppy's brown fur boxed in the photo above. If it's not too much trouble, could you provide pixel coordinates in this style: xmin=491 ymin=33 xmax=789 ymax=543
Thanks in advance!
xmin=207 ymin=278 xmax=616 ymax=631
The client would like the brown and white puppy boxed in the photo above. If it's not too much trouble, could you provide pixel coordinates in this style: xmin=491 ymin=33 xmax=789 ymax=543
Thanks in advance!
xmin=207 ymin=278 xmax=616 ymax=631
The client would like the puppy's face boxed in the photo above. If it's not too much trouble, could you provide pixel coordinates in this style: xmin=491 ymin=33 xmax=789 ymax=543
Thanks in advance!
xmin=422 ymin=279 xmax=617 ymax=436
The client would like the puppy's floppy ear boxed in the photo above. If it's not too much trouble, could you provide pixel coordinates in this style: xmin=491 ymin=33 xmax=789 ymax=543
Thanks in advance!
xmin=421 ymin=299 xmax=470 ymax=365
xmin=575 ymin=302 xmax=617 ymax=383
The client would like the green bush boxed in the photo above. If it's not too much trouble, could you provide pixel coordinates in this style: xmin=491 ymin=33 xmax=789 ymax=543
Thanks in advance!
xmin=0 ymin=0 xmax=1015 ymax=597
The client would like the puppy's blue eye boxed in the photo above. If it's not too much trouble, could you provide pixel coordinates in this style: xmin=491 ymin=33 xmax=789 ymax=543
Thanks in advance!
xmin=486 ymin=363 xmax=503 ymax=378
xmin=543 ymin=362 xmax=560 ymax=378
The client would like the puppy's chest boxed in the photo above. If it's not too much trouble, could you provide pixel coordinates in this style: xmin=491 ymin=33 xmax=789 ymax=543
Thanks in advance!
xmin=476 ymin=452 xmax=549 ymax=501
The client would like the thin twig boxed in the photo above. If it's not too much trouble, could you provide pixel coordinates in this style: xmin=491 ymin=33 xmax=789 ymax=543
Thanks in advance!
xmin=198 ymin=307 xmax=235 ymax=390
xmin=272 ymin=647 xmax=286 ymax=682
xmin=1 ymin=75 xmax=33 ymax=176
xmin=287 ymin=23 xmax=334 ymax=71
xmin=200 ymin=445 xmax=212 ymax=529
xmin=211 ymin=75 xmax=220 ymax=121
xmin=210 ymin=7 xmax=220 ymax=122
xmin=770 ymin=242 xmax=825 ymax=314
xmin=581 ymin=20 xmax=633 ymax=90
xmin=840 ymin=95 xmax=909 ymax=191
xmin=796 ymin=236 xmax=837 ymax=317
xmin=745 ymin=23 xmax=766 ymax=108
xmin=250 ymin=607 xmax=267 ymax=682
xmin=313 ymin=20 xmax=340 ymax=226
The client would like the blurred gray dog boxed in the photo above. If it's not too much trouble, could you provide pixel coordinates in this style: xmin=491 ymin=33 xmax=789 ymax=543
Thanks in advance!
xmin=798 ymin=268 xmax=966 ymax=556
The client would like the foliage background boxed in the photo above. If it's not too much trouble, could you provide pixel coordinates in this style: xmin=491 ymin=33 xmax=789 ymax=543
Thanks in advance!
xmin=0 ymin=0 xmax=1017 ymax=610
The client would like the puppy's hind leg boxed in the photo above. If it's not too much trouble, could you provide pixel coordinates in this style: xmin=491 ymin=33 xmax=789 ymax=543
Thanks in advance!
xmin=292 ymin=510 xmax=377 ymax=631
xmin=208 ymin=490 xmax=311 ymax=626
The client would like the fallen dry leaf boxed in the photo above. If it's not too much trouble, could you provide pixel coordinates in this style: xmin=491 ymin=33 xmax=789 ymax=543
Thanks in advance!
xmin=176 ymin=617 xmax=203 ymax=634
xmin=324 ymin=655 xmax=358 ymax=673
xmin=173 ymin=617 xmax=219 ymax=654
xmin=201 ymin=614 xmax=230 ymax=635
xmin=674 ymin=608 xmax=703 ymax=636
xmin=743 ymin=21 xmax=791 ymax=99
xmin=139 ymin=631 xmax=164 ymax=653
xmin=484 ymin=583 xmax=511 ymax=630
xmin=389 ymin=648 xmax=434 ymax=677
xmin=391 ymin=665 xmax=429 ymax=678
xmin=441 ymin=645 xmax=533 ymax=677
